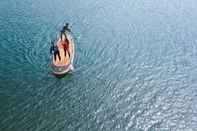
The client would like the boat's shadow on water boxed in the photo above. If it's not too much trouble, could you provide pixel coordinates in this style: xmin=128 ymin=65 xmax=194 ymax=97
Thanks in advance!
xmin=53 ymin=71 xmax=74 ymax=79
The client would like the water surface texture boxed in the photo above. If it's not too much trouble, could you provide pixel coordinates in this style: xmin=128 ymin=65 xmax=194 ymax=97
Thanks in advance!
xmin=1 ymin=0 xmax=197 ymax=130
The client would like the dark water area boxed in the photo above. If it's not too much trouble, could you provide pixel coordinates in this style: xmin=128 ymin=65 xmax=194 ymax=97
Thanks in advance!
xmin=1 ymin=0 xmax=197 ymax=130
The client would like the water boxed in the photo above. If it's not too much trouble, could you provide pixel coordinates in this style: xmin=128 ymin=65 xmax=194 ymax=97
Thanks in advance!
xmin=1 ymin=0 xmax=197 ymax=130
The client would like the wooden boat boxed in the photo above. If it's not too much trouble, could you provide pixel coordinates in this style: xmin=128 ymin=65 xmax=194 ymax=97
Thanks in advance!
xmin=51 ymin=29 xmax=75 ymax=76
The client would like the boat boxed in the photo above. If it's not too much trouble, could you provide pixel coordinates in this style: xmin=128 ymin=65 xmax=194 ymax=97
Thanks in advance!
xmin=51 ymin=28 xmax=75 ymax=76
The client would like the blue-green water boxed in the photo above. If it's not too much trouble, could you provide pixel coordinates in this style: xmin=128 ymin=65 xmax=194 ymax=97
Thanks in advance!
xmin=1 ymin=0 xmax=197 ymax=130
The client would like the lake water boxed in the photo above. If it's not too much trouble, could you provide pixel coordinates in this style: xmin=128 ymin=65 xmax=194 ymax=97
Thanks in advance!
xmin=0 ymin=0 xmax=197 ymax=130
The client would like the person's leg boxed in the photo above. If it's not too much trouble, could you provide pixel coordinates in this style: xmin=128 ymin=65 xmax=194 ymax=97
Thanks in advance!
xmin=63 ymin=47 xmax=70 ymax=58
xmin=64 ymin=49 xmax=67 ymax=57
xmin=57 ymin=50 xmax=61 ymax=61
xmin=67 ymin=50 xmax=70 ymax=58
xmin=54 ymin=51 xmax=57 ymax=61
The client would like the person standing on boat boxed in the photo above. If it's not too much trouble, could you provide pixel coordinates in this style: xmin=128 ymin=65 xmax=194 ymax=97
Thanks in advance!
xmin=50 ymin=41 xmax=61 ymax=61
xmin=60 ymin=23 xmax=71 ymax=58
xmin=60 ymin=23 xmax=71 ymax=40
xmin=60 ymin=34 xmax=70 ymax=58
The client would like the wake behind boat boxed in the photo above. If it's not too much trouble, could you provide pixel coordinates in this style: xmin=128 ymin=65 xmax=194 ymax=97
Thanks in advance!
xmin=50 ymin=23 xmax=75 ymax=76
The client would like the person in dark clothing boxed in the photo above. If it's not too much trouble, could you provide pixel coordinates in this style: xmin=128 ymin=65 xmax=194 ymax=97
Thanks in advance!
xmin=60 ymin=23 xmax=71 ymax=40
xmin=50 ymin=41 xmax=61 ymax=61
xmin=53 ymin=46 xmax=61 ymax=61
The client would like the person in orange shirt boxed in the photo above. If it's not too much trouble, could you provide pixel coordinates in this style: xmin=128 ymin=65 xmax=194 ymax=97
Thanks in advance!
xmin=59 ymin=23 xmax=71 ymax=58
xmin=60 ymin=33 xmax=70 ymax=58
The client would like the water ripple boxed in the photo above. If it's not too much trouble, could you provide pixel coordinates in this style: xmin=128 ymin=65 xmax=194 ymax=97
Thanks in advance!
xmin=1 ymin=0 xmax=197 ymax=131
